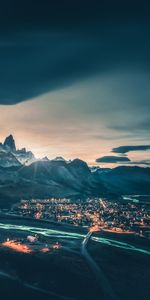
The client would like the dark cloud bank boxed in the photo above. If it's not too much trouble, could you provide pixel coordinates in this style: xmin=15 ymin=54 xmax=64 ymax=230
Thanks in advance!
xmin=96 ymin=156 xmax=130 ymax=163
xmin=0 ymin=0 xmax=150 ymax=105
xmin=96 ymin=144 xmax=150 ymax=165
xmin=96 ymin=156 xmax=150 ymax=165
xmin=112 ymin=145 xmax=150 ymax=154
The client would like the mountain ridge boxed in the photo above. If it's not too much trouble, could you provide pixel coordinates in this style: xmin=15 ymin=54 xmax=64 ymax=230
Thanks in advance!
xmin=0 ymin=135 xmax=150 ymax=207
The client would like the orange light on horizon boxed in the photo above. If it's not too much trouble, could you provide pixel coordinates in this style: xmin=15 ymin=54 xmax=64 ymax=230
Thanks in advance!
xmin=89 ymin=225 xmax=100 ymax=233
xmin=103 ymin=227 xmax=135 ymax=234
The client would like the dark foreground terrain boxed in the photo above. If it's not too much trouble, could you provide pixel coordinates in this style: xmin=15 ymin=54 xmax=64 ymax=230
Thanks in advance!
xmin=0 ymin=217 xmax=149 ymax=300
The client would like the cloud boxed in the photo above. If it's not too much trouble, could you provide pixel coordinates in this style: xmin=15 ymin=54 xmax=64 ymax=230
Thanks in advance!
xmin=96 ymin=155 xmax=150 ymax=166
xmin=128 ymin=160 xmax=150 ymax=165
xmin=96 ymin=156 xmax=130 ymax=163
xmin=112 ymin=145 xmax=150 ymax=154
xmin=0 ymin=1 xmax=150 ymax=163
xmin=1 ymin=1 xmax=149 ymax=29
xmin=0 ymin=1 xmax=150 ymax=105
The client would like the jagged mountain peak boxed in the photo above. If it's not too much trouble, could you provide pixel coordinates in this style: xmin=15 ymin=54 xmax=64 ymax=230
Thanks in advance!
xmin=3 ymin=134 xmax=16 ymax=152
xmin=42 ymin=156 xmax=49 ymax=161
xmin=69 ymin=158 xmax=90 ymax=170
xmin=52 ymin=156 xmax=66 ymax=162
xmin=0 ymin=134 xmax=35 ymax=166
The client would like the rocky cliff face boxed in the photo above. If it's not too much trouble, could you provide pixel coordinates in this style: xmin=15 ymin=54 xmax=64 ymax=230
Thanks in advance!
xmin=3 ymin=134 xmax=16 ymax=152
xmin=0 ymin=134 xmax=35 ymax=166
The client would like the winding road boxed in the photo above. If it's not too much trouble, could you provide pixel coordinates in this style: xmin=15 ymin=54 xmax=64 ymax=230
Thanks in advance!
xmin=81 ymin=231 xmax=119 ymax=300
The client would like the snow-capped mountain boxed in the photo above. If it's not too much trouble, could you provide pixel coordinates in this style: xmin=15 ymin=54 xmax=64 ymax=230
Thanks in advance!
xmin=0 ymin=135 xmax=67 ymax=168
xmin=0 ymin=135 xmax=150 ymax=205
xmin=52 ymin=156 xmax=66 ymax=162
xmin=14 ymin=148 xmax=35 ymax=165
xmin=0 ymin=151 xmax=21 ymax=167
xmin=0 ymin=134 xmax=35 ymax=167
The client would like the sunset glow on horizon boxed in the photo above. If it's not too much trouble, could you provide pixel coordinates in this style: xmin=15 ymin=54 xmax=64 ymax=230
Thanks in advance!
xmin=0 ymin=85 xmax=150 ymax=167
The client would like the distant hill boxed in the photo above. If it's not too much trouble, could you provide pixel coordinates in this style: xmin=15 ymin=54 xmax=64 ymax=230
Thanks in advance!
xmin=0 ymin=135 xmax=150 ymax=208
xmin=94 ymin=166 xmax=150 ymax=195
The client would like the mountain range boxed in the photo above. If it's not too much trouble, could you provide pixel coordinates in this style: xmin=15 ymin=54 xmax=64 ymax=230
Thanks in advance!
xmin=0 ymin=135 xmax=150 ymax=208
xmin=0 ymin=135 xmax=35 ymax=166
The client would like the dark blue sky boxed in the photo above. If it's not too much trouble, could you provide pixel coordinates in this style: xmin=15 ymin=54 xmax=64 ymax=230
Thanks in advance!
xmin=0 ymin=0 xmax=150 ymax=104
xmin=0 ymin=1 xmax=150 ymax=164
